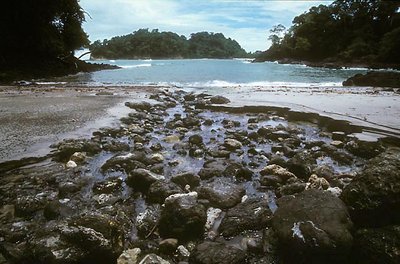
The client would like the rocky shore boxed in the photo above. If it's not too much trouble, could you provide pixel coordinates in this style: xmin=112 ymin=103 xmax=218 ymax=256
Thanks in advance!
xmin=1 ymin=89 xmax=400 ymax=264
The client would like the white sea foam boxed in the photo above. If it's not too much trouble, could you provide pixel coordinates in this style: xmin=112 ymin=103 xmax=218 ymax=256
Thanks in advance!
xmin=120 ymin=63 xmax=152 ymax=69
xmin=183 ymin=80 xmax=342 ymax=88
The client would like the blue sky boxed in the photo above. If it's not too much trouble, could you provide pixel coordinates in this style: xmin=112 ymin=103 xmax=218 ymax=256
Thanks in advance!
xmin=80 ymin=0 xmax=332 ymax=52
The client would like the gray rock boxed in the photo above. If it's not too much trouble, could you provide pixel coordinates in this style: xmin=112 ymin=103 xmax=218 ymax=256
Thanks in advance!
xmin=139 ymin=253 xmax=170 ymax=264
xmin=117 ymin=248 xmax=141 ymax=264
xmin=126 ymin=169 xmax=165 ymax=192
xmin=171 ymin=172 xmax=201 ymax=188
xmin=210 ymin=95 xmax=230 ymax=104
xmin=196 ymin=178 xmax=245 ymax=209
xmin=219 ymin=198 xmax=272 ymax=237
xmin=341 ymin=148 xmax=400 ymax=227
xmin=189 ymin=134 xmax=203 ymax=146
xmin=352 ymin=225 xmax=400 ymax=264
xmin=272 ymin=189 xmax=353 ymax=263
xmin=147 ymin=181 xmax=182 ymax=204
xmin=224 ymin=138 xmax=243 ymax=151
xmin=189 ymin=241 xmax=246 ymax=264
xmin=158 ymin=192 xmax=206 ymax=240
xmin=125 ymin=101 xmax=152 ymax=111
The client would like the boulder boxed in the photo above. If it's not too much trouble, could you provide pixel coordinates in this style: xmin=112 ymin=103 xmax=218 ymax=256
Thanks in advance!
xmin=125 ymin=101 xmax=152 ymax=111
xmin=189 ymin=241 xmax=246 ymax=264
xmin=341 ymin=148 xmax=400 ymax=227
xmin=286 ymin=151 xmax=316 ymax=179
xmin=196 ymin=178 xmax=245 ymax=209
xmin=352 ymin=225 xmax=400 ymax=264
xmin=219 ymin=198 xmax=272 ymax=237
xmin=223 ymin=138 xmax=243 ymax=151
xmin=158 ymin=192 xmax=206 ymax=240
xmin=171 ymin=172 xmax=201 ymax=188
xmin=189 ymin=134 xmax=204 ymax=146
xmin=147 ymin=181 xmax=182 ymax=204
xmin=126 ymin=169 xmax=165 ymax=192
xmin=209 ymin=95 xmax=230 ymax=104
xmin=272 ymin=189 xmax=353 ymax=263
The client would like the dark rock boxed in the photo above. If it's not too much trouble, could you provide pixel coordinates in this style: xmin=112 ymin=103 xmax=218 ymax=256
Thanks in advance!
xmin=219 ymin=198 xmax=272 ymax=237
xmin=126 ymin=168 xmax=165 ymax=192
xmin=189 ymin=134 xmax=203 ymax=146
xmin=101 ymin=152 xmax=147 ymax=172
xmin=343 ymin=71 xmax=400 ymax=88
xmin=92 ymin=177 xmax=123 ymax=194
xmin=287 ymin=151 xmax=316 ymax=179
xmin=136 ymin=205 xmax=161 ymax=238
xmin=272 ymin=189 xmax=353 ymax=263
xmin=43 ymin=200 xmax=61 ymax=220
xmin=125 ymin=101 xmax=152 ymax=111
xmin=224 ymin=162 xmax=253 ymax=181
xmin=341 ymin=148 xmax=400 ymax=227
xmin=102 ymin=140 xmax=130 ymax=152
xmin=223 ymin=138 xmax=243 ymax=151
xmin=158 ymin=192 xmax=206 ymax=240
xmin=147 ymin=181 xmax=182 ymax=204
xmin=189 ymin=241 xmax=246 ymax=264
xmin=196 ymin=178 xmax=245 ymax=209
xmin=198 ymin=160 xmax=227 ymax=180
xmin=171 ymin=172 xmax=201 ymax=188
xmin=52 ymin=139 xmax=101 ymax=162
xmin=277 ymin=182 xmax=307 ymax=197
xmin=352 ymin=225 xmax=400 ymax=264
xmin=184 ymin=93 xmax=196 ymax=101
xmin=210 ymin=95 xmax=231 ymax=104
xmin=159 ymin=238 xmax=179 ymax=254
xmin=345 ymin=139 xmax=384 ymax=159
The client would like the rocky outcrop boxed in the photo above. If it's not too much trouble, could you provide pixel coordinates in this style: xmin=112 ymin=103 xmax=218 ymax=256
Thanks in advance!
xmin=343 ymin=71 xmax=400 ymax=88
xmin=271 ymin=189 xmax=353 ymax=263
xmin=189 ymin=241 xmax=246 ymax=264
xmin=341 ymin=148 xmax=400 ymax=227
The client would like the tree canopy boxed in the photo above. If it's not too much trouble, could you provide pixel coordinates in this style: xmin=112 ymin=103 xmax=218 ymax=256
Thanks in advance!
xmin=89 ymin=29 xmax=249 ymax=59
xmin=257 ymin=0 xmax=400 ymax=64
xmin=0 ymin=0 xmax=89 ymax=67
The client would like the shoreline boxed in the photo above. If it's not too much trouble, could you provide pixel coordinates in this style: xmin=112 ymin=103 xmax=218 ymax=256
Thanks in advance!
xmin=0 ymin=83 xmax=399 ymax=163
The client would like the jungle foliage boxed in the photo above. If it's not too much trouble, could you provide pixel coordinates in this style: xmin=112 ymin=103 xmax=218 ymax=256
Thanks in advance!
xmin=257 ymin=0 xmax=400 ymax=64
xmin=89 ymin=29 xmax=249 ymax=59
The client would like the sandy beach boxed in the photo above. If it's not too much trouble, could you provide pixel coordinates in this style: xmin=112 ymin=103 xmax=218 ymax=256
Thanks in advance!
xmin=0 ymin=85 xmax=159 ymax=162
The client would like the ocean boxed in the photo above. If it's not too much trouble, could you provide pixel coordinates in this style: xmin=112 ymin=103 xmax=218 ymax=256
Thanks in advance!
xmin=48 ymin=58 xmax=369 ymax=89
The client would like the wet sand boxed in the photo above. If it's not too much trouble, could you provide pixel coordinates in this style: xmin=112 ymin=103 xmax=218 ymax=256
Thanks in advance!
xmin=0 ymin=85 xmax=159 ymax=162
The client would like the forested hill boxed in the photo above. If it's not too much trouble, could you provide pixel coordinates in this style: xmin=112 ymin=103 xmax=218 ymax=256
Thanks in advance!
xmin=89 ymin=29 xmax=249 ymax=59
xmin=256 ymin=0 xmax=400 ymax=66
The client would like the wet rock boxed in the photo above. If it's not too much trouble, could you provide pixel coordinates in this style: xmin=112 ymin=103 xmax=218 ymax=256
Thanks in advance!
xmin=352 ymin=225 xmax=400 ymax=264
xmin=158 ymin=192 xmax=207 ymax=240
xmin=182 ymin=116 xmax=201 ymax=128
xmin=341 ymin=148 xmax=400 ymax=227
xmin=224 ymin=162 xmax=253 ymax=181
xmin=0 ymin=204 xmax=15 ymax=221
xmin=260 ymin=164 xmax=296 ymax=182
xmin=126 ymin=169 xmax=165 ymax=192
xmin=117 ymin=248 xmax=141 ymax=264
xmin=210 ymin=95 xmax=230 ymax=104
xmin=66 ymin=160 xmax=78 ymax=168
xmin=147 ymin=181 xmax=182 ymax=204
xmin=52 ymin=139 xmax=101 ymax=162
xmin=125 ymin=101 xmax=152 ymax=111
xmin=103 ymin=140 xmax=130 ymax=152
xmin=70 ymin=152 xmax=87 ymax=164
xmin=189 ymin=241 xmax=246 ymax=264
xmin=277 ymin=182 xmax=307 ymax=197
xmin=345 ymin=139 xmax=384 ymax=159
xmin=189 ymin=134 xmax=203 ymax=146
xmin=198 ymin=160 xmax=228 ymax=180
xmin=101 ymin=152 xmax=147 ymax=172
xmin=196 ymin=178 xmax=245 ymax=209
xmin=150 ymin=153 xmax=164 ymax=163
xmin=286 ymin=151 xmax=316 ymax=179
xmin=159 ymin=238 xmax=179 ymax=254
xmin=183 ymin=93 xmax=196 ymax=101
xmin=223 ymin=138 xmax=243 ymax=151
xmin=312 ymin=165 xmax=334 ymax=181
xmin=139 ymin=253 xmax=170 ymax=264
xmin=43 ymin=200 xmax=61 ymax=220
xmin=58 ymin=181 xmax=83 ymax=197
xmin=207 ymin=148 xmax=231 ymax=158
xmin=272 ymin=189 xmax=353 ymax=263
xmin=136 ymin=205 xmax=161 ymax=238
xmin=219 ymin=198 xmax=272 ymax=237
xmin=92 ymin=177 xmax=123 ymax=194
xmin=305 ymin=174 xmax=330 ymax=190
xmin=163 ymin=135 xmax=181 ymax=143
xmin=171 ymin=172 xmax=201 ymax=188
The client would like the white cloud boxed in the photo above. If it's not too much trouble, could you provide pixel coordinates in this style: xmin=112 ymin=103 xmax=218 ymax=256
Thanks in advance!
xmin=80 ymin=0 xmax=331 ymax=52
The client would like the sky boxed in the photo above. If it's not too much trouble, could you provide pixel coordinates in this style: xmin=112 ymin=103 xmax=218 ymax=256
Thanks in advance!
xmin=80 ymin=0 xmax=333 ymax=52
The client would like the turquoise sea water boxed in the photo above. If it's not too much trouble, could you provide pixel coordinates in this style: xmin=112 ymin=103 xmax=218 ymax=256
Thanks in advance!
xmin=51 ymin=59 xmax=369 ymax=88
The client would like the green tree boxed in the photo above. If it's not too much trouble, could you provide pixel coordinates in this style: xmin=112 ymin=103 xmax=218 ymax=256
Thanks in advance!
xmin=0 ymin=0 xmax=89 ymax=67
